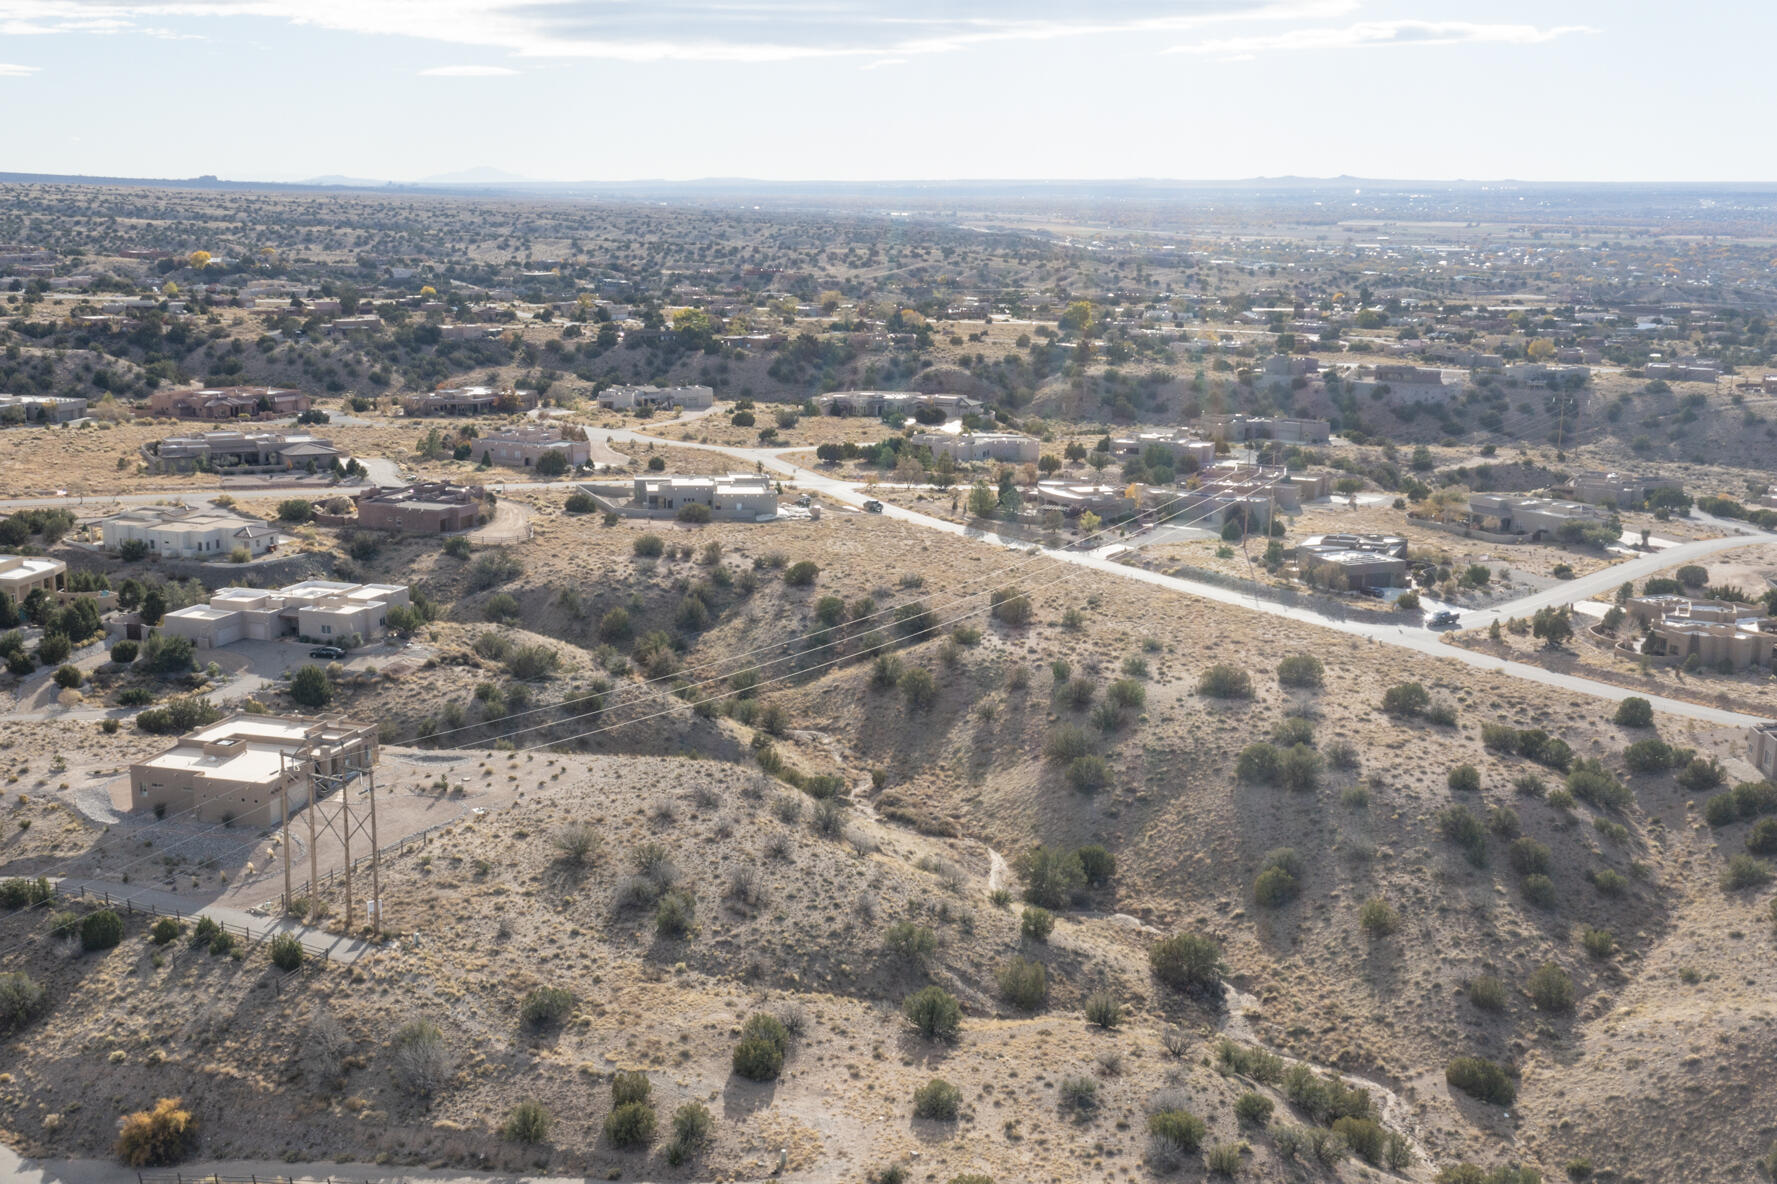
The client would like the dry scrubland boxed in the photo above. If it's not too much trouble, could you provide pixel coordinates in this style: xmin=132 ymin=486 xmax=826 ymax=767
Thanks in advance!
xmin=0 ymin=501 xmax=1774 ymax=1180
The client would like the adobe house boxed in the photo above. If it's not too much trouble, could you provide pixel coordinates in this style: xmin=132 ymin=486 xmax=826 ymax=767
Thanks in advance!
xmin=129 ymin=713 xmax=377 ymax=826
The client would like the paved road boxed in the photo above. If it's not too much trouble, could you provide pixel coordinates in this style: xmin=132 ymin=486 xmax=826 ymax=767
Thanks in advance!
xmin=4 ymin=420 xmax=1770 ymax=728
xmin=595 ymin=430 xmax=1776 ymax=728
xmin=51 ymin=878 xmax=378 ymax=963
xmin=0 ymin=1147 xmax=735 ymax=1184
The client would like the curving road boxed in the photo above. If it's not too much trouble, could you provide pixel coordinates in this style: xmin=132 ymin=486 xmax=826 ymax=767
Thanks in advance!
xmin=4 ymin=422 xmax=1771 ymax=728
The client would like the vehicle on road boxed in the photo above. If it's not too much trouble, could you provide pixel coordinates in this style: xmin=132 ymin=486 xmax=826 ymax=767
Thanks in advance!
xmin=309 ymin=646 xmax=346 ymax=659
xmin=863 ymin=499 xmax=884 ymax=513
xmin=1428 ymin=610 xmax=1461 ymax=628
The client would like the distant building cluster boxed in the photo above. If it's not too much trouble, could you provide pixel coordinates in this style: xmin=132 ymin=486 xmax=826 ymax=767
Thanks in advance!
xmin=1468 ymin=494 xmax=1613 ymax=541
xmin=476 ymin=425 xmax=590 ymax=470
xmin=630 ymin=474 xmax=778 ymax=521
xmin=1295 ymin=534 xmax=1410 ymax=590
xmin=1195 ymin=413 xmax=1330 ymax=445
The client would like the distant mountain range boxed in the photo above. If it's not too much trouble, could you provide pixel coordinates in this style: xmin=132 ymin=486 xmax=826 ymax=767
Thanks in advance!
xmin=0 ymin=170 xmax=1772 ymax=200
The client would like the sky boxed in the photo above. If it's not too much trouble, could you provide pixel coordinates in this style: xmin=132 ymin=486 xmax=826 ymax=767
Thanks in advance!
xmin=0 ymin=0 xmax=1771 ymax=184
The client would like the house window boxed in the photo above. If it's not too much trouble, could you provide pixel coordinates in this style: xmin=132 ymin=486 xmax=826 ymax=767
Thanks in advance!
xmin=320 ymin=624 xmax=331 ymax=634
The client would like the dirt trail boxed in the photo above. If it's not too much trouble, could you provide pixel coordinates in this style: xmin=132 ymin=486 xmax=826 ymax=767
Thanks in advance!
xmin=1218 ymin=983 xmax=1436 ymax=1176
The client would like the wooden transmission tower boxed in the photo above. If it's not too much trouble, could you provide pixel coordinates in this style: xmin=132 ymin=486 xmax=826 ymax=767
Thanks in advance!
xmin=280 ymin=750 xmax=381 ymax=940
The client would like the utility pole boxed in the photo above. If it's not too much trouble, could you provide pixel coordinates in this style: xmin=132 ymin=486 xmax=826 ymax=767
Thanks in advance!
xmin=279 ymin=749 xmax=292 ymax=915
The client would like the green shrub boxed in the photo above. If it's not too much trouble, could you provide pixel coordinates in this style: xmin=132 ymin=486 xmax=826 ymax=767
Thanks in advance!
xmin=603 ymin=1101 xmax=656 ymax=1149
xmin=1527 ymin=962 xmax=1574 ymax=1012
xmin=0 ymin=971 xmax=46 ymax=1034
xmin=1254 ymin=865 xmax=1298 ymax=908
xmin=1468 ymin=974 xmax=1507 ymax=1011
xmin=1276 ymin=653 xmax=1325 ymax=688
xmin=1076 ymin=844 xmax=1115 ymax=885
xmin=1234 ymin=1091 xmax=1273 ymax=1125
xmin=1279 ymin=744 xmax=1322 ymax=792
xmin=1446 ymin=1056 xmax=1516 ymax=1105
xmin=1613 ymin=696 xmax=1654 ymax=728
xmin=1623 ymin=737 xmax=1677 ymax=773
xmin=669 ymin=1101 xmax=712 ymax=1154
xmin=912 ymin=1077 xmax=961 ymax=1120
xmin=1198 ymin=664 xmax=1253 ymax=699
xmin=1358 ymin=896 xmax=1399 ymax=936
xmin=1216 ymin=1039 xmax=1285 ymax=1083
xmin=502 ymin=1100 xmax=551 ymax=1143
xmin=1508 ymin=837 xmax=1550 ymax=875
xmin=1084 ymin=990 xmax=1122 ymax=1029
xmin=1749 ymin=817 xmax=1777 ymax=854
xmin=997 ymin=957 xmax=1048 ymax=1011
xmin=884 ymin=921 xmax=937 ymax=962
xmin=1580 ymin=926 xmax=1615 ymax=959
xmin=633 ymin=533 xmax=665 ymax=558
xmin=520 ymin=986 xmax=574 ymax=1028
xmin=289 ymin=664 xmax=332 ymax=709
xmin=1282 ymin=1063 xmax=1374 ymax=1125
xmin=899 ymin=666 xmax=938 ymax=710
xmin=0 ymin=877 xmax=51 ymax=910
xmin=109 ymin=640 xmax=139 ymax=664
xmin=1016 ymin=845 xmax=1084 ymax=909
xmin=654 ymin=888 xmax=696 ymax=937
xmin=1678 ymin=757 xmax=1725 ymax=794
xmin=149 ymin=917 xmax=182 ymax=945
xmin=1438 ymin=804 xmax=1488 ymax=866
xmin=268 ymin=933 xmax=303 ymax=971
xmin=1448 ymin=764 xmax=1482 ymax=793
xmin=783 ymin=560 xmax=819 ymax=587
xmin=1334 ymin=1115 xmax=1388 ymax=1165
xmin=1150 ymin=932 xmax=1221 ymax=993
xmin=1205 ymin=1141 xmax=1246 ymax=1176
xmin=1234 ymin=742 xmax=1281 ymax=784
xmin=732 ymin=1013 xmax=789 ymax=1081
xmin=1059 ymin=1074 xmax=1098 ymax=1113
xmin=1722 ymin=854 xmax=1773 ymax=891
xmin=1522 ymin=873 xmax=1558 ymax=908
xmin=1020 ymin=907 xmax=1054 ymax=943
xmin=902 ymin=986 xmax=961 ymax=1041
xmin=1066 ymin=754 xmax=1111 ymax=792
xmin=1381 ymin=681 xmax=1430 ymax=716
xmin=611 ymin=1069 xmax=651 ymax=1107
xmin=80 ymin=909 xmax=124 ymax=951
xmin=1147 ymin=1108 xmax=1206 ymax=1152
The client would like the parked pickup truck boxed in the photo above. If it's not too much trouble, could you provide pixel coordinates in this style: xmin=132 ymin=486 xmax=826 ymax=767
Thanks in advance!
xmin=1428 ymin=610 xmax=1461 ymax=628
xmin=863 ymin=500 xmax=884 ymax=513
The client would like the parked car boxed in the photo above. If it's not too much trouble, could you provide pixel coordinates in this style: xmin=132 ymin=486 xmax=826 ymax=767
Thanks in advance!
xmin=309 ymin=645 xmax=345 ymax=659
xmin=863 ymin=499 xmax=884 ymax=513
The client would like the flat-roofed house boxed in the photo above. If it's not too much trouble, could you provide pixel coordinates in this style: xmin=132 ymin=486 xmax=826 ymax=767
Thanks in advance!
xmin=399 ymin=386 xmax=537 ymax=417
xmin=145 ymin=431 xmax=345 ymax=475
xmin=1628 ymin=596 xmax=1777 ymax=670
xmin=478 ymin=426 xmax=591 ymax=470
xmin=1751 ymin=722 xmax=1777 ymax=780
xmin=99 ymin=505 xmax=282 ymax=559
xmin=911 ymin=431 xmax=1040 ymax=465
xmin=0 ymin=555 xmax=66 ymax=600
xmin=156 ymin=579 xmax=409 ymax=648
xmin=145 ymin=386 xmax=308 ymax=421
xmin=631 ymin=474 xmax=777 ymax=520
xmin=129 ymin=713 xmax=377 ymax=825
xmin=353 ymin=482 xmax=486 ymax=532
xmin=1468 ymin=494 xmax=1610 ymax=540
xmin=597 ymin=384 xmax=715 ymax=412
xmin=0 ymin=394 xmax=87 ymax=424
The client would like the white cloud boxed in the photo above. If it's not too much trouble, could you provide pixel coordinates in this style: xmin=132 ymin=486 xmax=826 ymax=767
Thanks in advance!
xmin=418 ymin=64 xmax=517 ymax=76
xmin=0 ymin=1 xmax=1365 ymax=62
xmin=0 ymin=62 xmax=40 ymax=74
xmin=1165 ymin=19 xmax=1595 ymax=59
xmin=862 ymin=57 xmax=906 ymax=70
